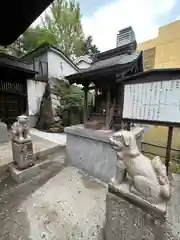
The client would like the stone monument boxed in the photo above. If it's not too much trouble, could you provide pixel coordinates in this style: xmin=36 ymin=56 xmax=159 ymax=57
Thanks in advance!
xmin=11 ymin=115 xmax=34 ymax=170
xmin=104 ymin=131 xmax=180 ymax=240
xmin=0 ymin=120 xmax=8 ymax=142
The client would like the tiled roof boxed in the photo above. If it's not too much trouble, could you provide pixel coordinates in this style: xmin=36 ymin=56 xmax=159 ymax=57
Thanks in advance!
xmin=74 ymin=55 xmax=92 ymax=64
xmin=80 ymin=51 xmax=141 ymax=73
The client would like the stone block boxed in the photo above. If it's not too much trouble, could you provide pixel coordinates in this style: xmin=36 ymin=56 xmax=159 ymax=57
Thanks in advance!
xmin=85 ymin=120 xmax=104 ymax=130
xmin=65 ymin=126 xmax=116 ymax=182
xmin=9 ymin=159 xmax=51 ymax=183
xmin=64 ymin=125 xmax=144 ymax=183
xmin=0 ymin=122 xmax=8 ymax=142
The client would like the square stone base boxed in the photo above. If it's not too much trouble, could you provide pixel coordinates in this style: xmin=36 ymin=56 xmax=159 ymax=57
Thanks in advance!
xmin=9 ymin=159 xmax=51 ymax=183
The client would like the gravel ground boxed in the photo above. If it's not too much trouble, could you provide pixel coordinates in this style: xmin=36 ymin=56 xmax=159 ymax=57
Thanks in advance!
xmin=0 ymin=152 xmax=107 ymax=240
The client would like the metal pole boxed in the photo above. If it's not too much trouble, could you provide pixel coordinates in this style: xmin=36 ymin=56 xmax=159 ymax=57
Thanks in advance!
xmin=165 ymin=126 xmax=173 ymax=175
xmin=105 ymin=89 xmax=111 ymax=129
xmin=83 ymin=87 xmax=88 ymax=126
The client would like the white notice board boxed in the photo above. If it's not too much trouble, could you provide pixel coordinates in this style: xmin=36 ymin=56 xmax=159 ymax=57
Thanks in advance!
xmin=123 ymin=79 xmax=180 ymax=123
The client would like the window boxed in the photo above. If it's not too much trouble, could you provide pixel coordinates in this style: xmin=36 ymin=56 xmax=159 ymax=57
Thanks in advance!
xmin=143 ymin=47 xmax=156 ymax=71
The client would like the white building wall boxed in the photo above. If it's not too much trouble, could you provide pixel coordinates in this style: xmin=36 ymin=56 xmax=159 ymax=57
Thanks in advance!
xmin=47 ymin=50 xmax=77 ymax=78
xmin=47 ymin=50 xmax=79 ymax=111
xmin=27 ymin=80 xmax=46 ymax=116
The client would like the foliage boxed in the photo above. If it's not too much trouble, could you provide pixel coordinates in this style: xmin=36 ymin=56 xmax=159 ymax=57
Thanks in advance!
xmin=0 ymin=0 xmax=100 ymax=59
xmin=55 ymin=78 xmax=93 ymax=126
xmin=56 ymin=80 xmax=84 ymax=112
xmin=81 ymin=35 xmax=100 ymax=57
xmin=12 ymin=0 xmax=84 ymax=58
xmin=18 ymin=27 xmax=58 ymax=54
xmin=0 ymin=39 xmax=23 ymax=56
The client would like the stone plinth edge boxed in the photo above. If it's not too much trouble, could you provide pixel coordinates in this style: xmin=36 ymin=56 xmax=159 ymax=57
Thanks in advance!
xmin=64 ymin=125 xmax=144 ymax=144
xmin=9 ymin=159 xmax=52 ymax=183
xmin=108 ymin=182 xmax=167 ymax=220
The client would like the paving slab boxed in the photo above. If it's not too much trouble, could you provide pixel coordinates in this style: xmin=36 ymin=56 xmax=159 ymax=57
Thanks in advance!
xmin=0 ymin=152 xmax=107 ymax=240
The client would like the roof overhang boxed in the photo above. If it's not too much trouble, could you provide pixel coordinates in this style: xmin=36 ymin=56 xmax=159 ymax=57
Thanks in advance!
xmin=0 ymin=53 xmax=37 ymax=79
xmin=0 ymin=0 xmax=54 ymax=45
xmin=117 ymin=68 xmax=180 ymax=84
xmin=21 ymin=43 xmax=80 ymax=72
xmin=66 ymin=63 xmax=133 ymax=85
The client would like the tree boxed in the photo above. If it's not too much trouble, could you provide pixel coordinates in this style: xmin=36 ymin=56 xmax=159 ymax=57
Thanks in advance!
xmin=55 ymin=79 xmax=93 ymax=126
xmin=17 ymin=0 xmax=84 ymax=58
xmin=43 ymin=0 xmax=85 ymax=58
xmin=1 ymin=0 xmax=99 ymax=59
xmin=18 ymin=27 xmax=57 ymax=54
xmin=0 ymin=39 xmax=24 ymax=56
xmin=81 ymin=35 xmax=100 ymax=57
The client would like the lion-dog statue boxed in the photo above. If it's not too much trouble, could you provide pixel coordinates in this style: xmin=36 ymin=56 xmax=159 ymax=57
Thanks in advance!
xmin=11 ymin=115 xmax=31 ymax=142
xmin=109 ymin=130 xmax=171 ymax=204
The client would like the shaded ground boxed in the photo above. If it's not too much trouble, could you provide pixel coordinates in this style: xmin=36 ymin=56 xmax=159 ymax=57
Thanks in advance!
xmin=0 ymin=152 xmax=107 ymax=240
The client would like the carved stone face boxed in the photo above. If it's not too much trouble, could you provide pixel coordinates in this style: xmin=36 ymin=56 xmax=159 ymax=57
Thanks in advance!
xmin=109 ymin=131 xmax=138 ymax=155
xmin=17 ymin=115 xmax=28 ymax=125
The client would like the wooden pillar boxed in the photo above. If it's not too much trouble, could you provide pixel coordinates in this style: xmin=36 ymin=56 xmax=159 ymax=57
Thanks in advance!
xmin=83 ymin=87 xmax=88 ymax=126
xmin=105 ymin=89 xmax=111 ymax=129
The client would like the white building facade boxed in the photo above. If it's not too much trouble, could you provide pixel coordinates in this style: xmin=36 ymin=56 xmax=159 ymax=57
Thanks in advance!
xmin=21 ymin=44 xmax=80 ymax=126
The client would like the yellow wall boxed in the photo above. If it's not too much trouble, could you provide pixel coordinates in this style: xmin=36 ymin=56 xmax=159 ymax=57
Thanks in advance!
xmin=137 ymin=20 xmax=180 ymax=69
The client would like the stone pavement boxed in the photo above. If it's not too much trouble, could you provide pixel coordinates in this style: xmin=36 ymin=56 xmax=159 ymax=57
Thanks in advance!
xmin=0 ymin=151 xmax=107 ymax=240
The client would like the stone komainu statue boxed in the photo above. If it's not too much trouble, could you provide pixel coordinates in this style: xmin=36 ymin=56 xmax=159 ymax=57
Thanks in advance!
xmin=11 ymin=115 xmax=33 ymax=170
xmin=11 ymin=115 xmax=31 ymax=142
xmin=109 ymin=130 xmax=171 ymax=204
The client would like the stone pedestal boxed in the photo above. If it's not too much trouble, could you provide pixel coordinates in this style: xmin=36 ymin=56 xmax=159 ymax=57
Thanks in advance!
xmin=105 ymin=178 xmax=180 ymax=240
xmin=12 ymin=140 xmax=34 ymax=169
xmin=0 ymin=122 xmax=8 ymax=142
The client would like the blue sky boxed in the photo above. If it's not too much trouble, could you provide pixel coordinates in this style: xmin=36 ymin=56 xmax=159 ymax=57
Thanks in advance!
xmin=78 ymin=0 xmax=111 ymax=17
xmin=35 ymin=0 xmax=180 ymax=51
xmin=80 ymin=0 xmax=180 ymax=51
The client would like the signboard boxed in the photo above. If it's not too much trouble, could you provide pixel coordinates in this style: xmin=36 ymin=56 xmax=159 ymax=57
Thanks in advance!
xmin=123 ymin=79 xmax=180 ymax=123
